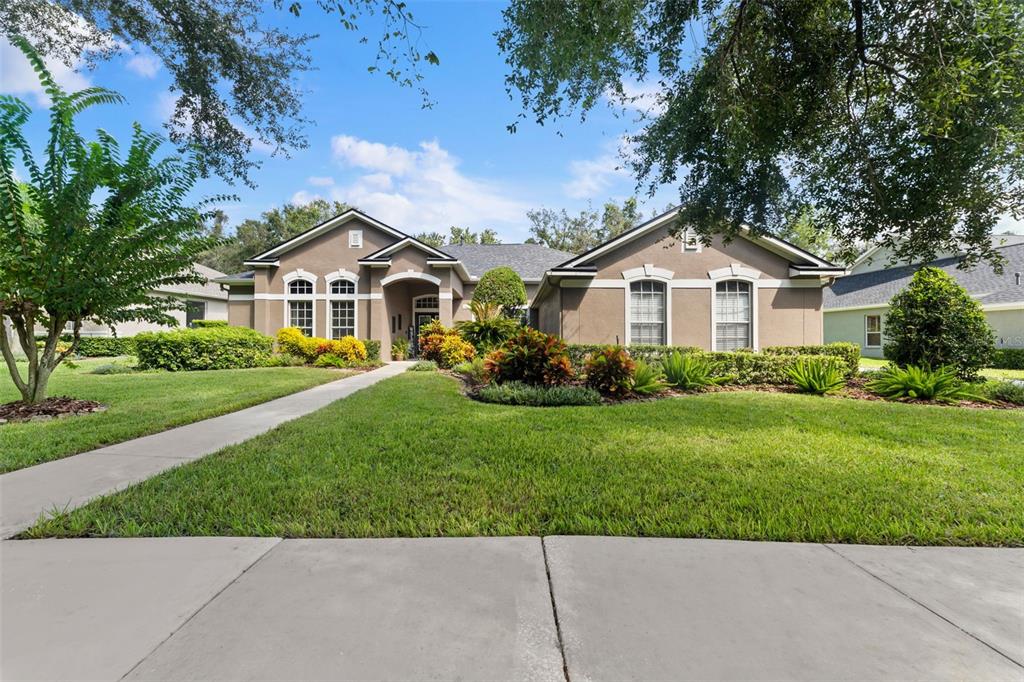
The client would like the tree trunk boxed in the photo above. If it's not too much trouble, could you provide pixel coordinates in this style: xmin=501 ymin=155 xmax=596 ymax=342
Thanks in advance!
xmin=0 ymin=312 xmax=72 ymax=404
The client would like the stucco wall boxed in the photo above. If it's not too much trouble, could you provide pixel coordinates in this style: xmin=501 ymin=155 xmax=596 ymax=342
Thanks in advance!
xmin=560 ymin=287 xmax=626 ymax=345
xmin=671 ymin=289 xmax=711 ymax=348
xmin=989 ymin=309 xmax=1024 ymax=348
xmin=758 ymin=287 xmax=823 ymax=347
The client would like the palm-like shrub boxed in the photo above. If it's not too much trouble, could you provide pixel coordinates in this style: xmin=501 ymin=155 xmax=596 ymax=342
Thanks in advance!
xmin=866 ymin=364 xmax=982 ymax=403
xmin=786 ymin=357 xmax=846 ymax=394
xmin=631 ymin=359 xmax=667 ymax=395
xmin=483 ymin=328 xmax=573 ymax=385
xmin=455 ymin=300 xmax=520 ymax=352
xmin=661 ymin=352 xmax=730 ymax=390
xmin=584 ymin=346 xmax=636 ymax=396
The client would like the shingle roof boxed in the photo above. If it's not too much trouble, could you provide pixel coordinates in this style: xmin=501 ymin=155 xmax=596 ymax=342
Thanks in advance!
xmin=442 ymin=243 xmax=576 ymax=281
xmin=825 ymin=243 xmax=1024 ymax=309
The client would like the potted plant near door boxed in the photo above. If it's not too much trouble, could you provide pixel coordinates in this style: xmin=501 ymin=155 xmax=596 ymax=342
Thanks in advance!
xmin=392 ymin=337 xmax=410 ymax=360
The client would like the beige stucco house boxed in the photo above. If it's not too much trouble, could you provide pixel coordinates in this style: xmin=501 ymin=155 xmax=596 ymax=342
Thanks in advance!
xmin=218 ymin=208 xmax=843 ymax=358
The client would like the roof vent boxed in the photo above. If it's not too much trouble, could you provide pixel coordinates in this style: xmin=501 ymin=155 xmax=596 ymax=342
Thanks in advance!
xmin=1016 ymin=272 xmax=1022 ymax=286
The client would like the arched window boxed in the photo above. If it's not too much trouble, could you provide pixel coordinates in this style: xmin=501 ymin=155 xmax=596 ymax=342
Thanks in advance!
xmin=286 ymin=278 xmax=314 ymax=336
xmin=328 ymin=278 xmax=357 ymax=339
xmin=629 ymin=280 xmax=666 ymax=345
xmin=715 ymin=280 xmax=752 ymax=350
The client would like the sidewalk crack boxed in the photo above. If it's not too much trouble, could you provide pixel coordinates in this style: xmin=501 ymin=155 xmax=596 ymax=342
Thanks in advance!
xmin=823 ymin=544 xmax=1024 ymax=670
xmin=541 ymin=536 xmax=571 ymax=682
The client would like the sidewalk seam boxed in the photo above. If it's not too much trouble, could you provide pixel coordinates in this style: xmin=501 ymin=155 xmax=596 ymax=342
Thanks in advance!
xmin=541 ymin=537 xmax=571 ymax=682
xmin=117 ymin=537 xmax=284 ymax=681
xmin=822 ymin=544 xmax=1024 ymax=670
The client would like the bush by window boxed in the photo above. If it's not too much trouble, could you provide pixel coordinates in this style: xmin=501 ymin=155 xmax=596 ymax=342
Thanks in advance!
xmin=584 ymin=346 xmax=636 ymax=396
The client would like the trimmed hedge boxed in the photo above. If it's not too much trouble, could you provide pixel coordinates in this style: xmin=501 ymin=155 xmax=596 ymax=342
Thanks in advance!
xmin=992 ymin=348 xmax=1024 ymax=370
xmin=764 ymin=343 xmax=860 ymax=378
xmin=191 ymin=320 xmax=229 ymax=328
xmin=698 ymin=351 xmax=825 ymax=385
xmin=567 ymin=344 xmax=702 ymax=367
xmin=74 ymin=336 xmax=137 ymax=357
xmin=135 ymin=327 xmax=274 ymax=371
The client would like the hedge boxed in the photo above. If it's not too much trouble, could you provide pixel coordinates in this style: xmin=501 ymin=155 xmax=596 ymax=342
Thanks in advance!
xmin=992 ymin=348 xmax=1024 ymax=370
xmin=134 ymin=327 xmax=274 ymax=371
xmin=73 ymin=336 xmax=137 ymax=357
xmin=697 ymin=351 xmax=834 ymax=385
xmin=567 ymin=344 xmax=702 ymax=367
xmin=763 ymin=342 xmax=860 ymax=378
xmin=190 ymin=320 xmax=229 ymax=328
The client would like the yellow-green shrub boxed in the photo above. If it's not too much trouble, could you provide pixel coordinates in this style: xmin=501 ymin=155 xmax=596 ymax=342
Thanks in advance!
xmin=276 ymin=327 xmax=366 ymax=364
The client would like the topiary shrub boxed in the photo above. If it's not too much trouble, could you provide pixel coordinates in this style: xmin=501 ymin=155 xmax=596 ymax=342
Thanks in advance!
xmin=883 ymin=267 xmax=995 ymax=380
xmin=135 ymin=327 xmax=274 ymax=371
xmin=472 ymin=267 xmax=527 ymax=317
xmin=584 ymin=346 xmax=636 ymax=396
xmin=483 ymin=328 xmax=573 ymax=385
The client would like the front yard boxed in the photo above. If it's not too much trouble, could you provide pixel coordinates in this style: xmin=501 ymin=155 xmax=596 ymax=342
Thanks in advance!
xmin=0 ymin=358 xmax=344 ymax=473
xmin=26 ymin=371 xmax=1024 ymax=545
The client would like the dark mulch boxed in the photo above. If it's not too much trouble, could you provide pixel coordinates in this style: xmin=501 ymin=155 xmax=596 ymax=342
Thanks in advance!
xmin=0 ymin=396 xmax=105 ymax=423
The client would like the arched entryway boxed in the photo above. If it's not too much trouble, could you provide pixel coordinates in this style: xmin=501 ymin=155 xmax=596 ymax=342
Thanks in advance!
xmin=379 ymin=271 xmax=443 ymax=358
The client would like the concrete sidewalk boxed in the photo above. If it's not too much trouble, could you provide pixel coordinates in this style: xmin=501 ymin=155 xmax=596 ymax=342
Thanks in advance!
xmin=0 ymin=362 xmax=411 ymax=538
xmin=2 ymin=536 xmax=1021 ymax=681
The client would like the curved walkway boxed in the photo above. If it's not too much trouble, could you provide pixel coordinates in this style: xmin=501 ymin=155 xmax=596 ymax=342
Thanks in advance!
xmin=0 ymin=362 xmax=412 ymax=538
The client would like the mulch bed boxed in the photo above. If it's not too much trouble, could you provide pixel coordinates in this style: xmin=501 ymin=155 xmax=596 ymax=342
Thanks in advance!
xmin=0 ymin=396 xmax=106 ymax=423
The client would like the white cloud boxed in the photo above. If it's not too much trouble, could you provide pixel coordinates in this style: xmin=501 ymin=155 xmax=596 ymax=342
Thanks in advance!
xmin=125 ymin=52 xmax=160 ymax=78
xmin=307 ymin=176 xmax=335 ymax=187
xmin=605 ymin=80 xmax=666 ymax=116
xmin=0 ymin=39 xmax=93 ymax=106
xmin=563 ymin=137 xmax=632 ymax=200
xmin=327 ymin=135 xmax=529 ymax=233
xmin=291 ymin=190 xmax=323 ymax=205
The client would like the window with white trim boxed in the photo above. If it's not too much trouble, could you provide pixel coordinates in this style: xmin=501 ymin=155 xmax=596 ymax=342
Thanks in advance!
xmin=330 ymin=279 xmax=355 ymax=296
xmin=414 ymin=296 xmax=439 ymax=310
xmin=287 ymin=279 xmax=314 ymax=335
xmin=330 ymin=301 xmax=355 ymax=338
xmin=864 ymin=314 xmax=882 ymax=348
xmin=629 ymin=280 xmax=666 ymax=345
xmin=288 ymin=279 xmax=313 ymax=296
xmin=715 ymin=280 xmax=751 ymax=351
xmin=349 ymin=230 xmax=363 ymax=248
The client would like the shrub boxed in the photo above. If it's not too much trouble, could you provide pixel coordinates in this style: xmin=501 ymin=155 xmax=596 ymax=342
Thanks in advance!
xmin=334 ymin=336 xmax=368 ymax=363
xmin=584 ymin=346 xmax=636 ymax=396
xmin=264 ymin=353 xmax=306 ymax=367
xmin=276 ymin=327 xmax=319 ymax=361
xmin=566 ymin=343 xmax=702 ymax=367
xmin=135 ymin=327 xmax=274 ymax=371
xmin=992 ymin=348 xmax=1024 ymax=370
xmin=866 ymin=364 xmax=983 ymax=403
xmin=697 ymin=351 xmax=808 ymax=385
xmin=71 ymin=336 xmax=137 ymax=357
xmin=662 ymin=352 xmax=731 ymax=390
xmin=453 ymin=357 xmax=487 ymax=384
xmin=190 ymin=320 xmax=228 ymax=328
xmin=764 ymin=343 xmax=860 ymax=378
xmin=439 ymin=334 xmax=475 ymax=368
xmin=362 ymin=339 xmax=381 ymax=361
xmin=409 ymin=360 xmax=438 ymax=371
xmin=631 ymin=359 xmax=667 ymax=395
xmin=786 ymin=357 xmax=847 ymax=394
xmin=276 ymin=327 xmax=366 ymax=364
xmin=477 ymin=381 xmax=601 ymax=406
xmin=89 ymin=362 xmax=138 ymax=375
xmin=313 ymin=353 xmax=349 ymax=368
xmin=984 ymin=380 xmax=1024 ymax=405
xmin=391 ymin=337 xmax=410 ymax=360
xmin=883 ymin=267 xmax=995 ymax=380
xmin=483 ymin=328 xmax=573 ymax=386
xmin=456 ymin=300 xmax=521 ymax=352
xmin=472 ymin=267 xmax=527 ymax=316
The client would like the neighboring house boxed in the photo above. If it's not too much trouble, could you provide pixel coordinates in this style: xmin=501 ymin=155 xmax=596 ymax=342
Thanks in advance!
xmin=219 ymin=208 xmax=842 ymax=358
xmin=824 ymin=242 xmax=1024 ymax=357
xmin=75 ymin=263 xmax=230 ymax=337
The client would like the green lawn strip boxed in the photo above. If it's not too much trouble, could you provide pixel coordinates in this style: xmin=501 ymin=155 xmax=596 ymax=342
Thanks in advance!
xmin=25 ymin=372 xmax=1024 ymax=545
xmin=1 ymin=360 xmax=346 ymax=473
xmin=859 ymin=356 xmax=1024 ymax=380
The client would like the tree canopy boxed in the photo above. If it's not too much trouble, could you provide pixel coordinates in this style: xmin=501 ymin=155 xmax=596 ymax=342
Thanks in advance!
xmin=415 ymin=226 xmax=502 ymax=248
xmin=1 ymin=36 xmax=218 ymax=402
xmin=498 ymin=0 xmax=1024 ymax=268
xmin=526 ymin=197 xmax=642 ymax=253
xmin=1 ymin=0 xmax=439 ymax=185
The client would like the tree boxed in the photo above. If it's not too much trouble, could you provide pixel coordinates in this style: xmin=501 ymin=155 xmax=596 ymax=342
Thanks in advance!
xmin=1 ymin=1 xmax=439 ymax=185
xmin=472 ymin=267 xmax=527 ymax=317
xmin=448 ymin=226 xmax=502 ymax=245
xmin=200 ymin=199 xmax=352 ymax=274
xmin=415 ymin=231 xmax=446 ymax=248
xmin=777 ymin=210 xmax=839 ymax=262
xmin=1 ymin=37 xmax=218 ymax=403
xmin=883 ymin=267 xmax=995 ymax=380
xmin=527 ymin=197 xmax=640 ymax=252
xmin=498 ymin=0 xmax=1024 ymax=269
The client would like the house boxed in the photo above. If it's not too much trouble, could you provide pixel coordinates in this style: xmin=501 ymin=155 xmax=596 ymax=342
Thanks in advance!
xmin=218 ymin=208 xmax=842 ymax=358
xmin=75 ymin=263 xmax=230 ymax=337
xmin=824 ymin=240 xmax=1024 ymax=357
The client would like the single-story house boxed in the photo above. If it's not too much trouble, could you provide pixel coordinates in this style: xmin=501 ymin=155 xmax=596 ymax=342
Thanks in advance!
xmin=218 ymin=208 xmax=843 ymax=358
xmin=824 ymin=240 xmax=1024 ymax=357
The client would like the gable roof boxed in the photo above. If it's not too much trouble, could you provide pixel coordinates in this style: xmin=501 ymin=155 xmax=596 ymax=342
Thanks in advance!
xmin=443 ymin=243 xmax=575 ymax=281
xmin=243 ymin=208 xmax=454 ymax=265
xmin=825 ymin=243 xmax=1024 ymax=310
xmin=555 ymin=206 xmax=840 ymax=273
xmin=359 ymin=236 xmax=455 ymax=262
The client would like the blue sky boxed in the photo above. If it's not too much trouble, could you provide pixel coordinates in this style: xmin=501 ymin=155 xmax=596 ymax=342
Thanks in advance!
xmin=1 ymin=1 xmax=672 ymax=242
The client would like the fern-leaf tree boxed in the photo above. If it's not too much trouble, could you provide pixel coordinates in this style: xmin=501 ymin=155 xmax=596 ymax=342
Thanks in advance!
xmin=0 ymin=36 xmax=220 ymax=404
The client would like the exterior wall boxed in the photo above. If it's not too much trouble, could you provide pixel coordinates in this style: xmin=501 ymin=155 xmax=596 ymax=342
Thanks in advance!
xmin=536 ymin=289 xmax=561 ymax=336
xmin=758 ymin=287 xmax=823 ymax=347
xmin=671 ymin=288 xmax=711 ymax=348
xmin=560 ymin=287 xmax=625 ymax=345
xmin=989 ymin=309 xmax=1024 ymax=348
xmin=228 ymin=299 xmax=254 ymax=328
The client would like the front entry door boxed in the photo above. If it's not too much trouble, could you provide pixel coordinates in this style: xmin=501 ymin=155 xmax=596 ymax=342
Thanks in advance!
xmin=413 ymin=312 xmax=438 ymax=356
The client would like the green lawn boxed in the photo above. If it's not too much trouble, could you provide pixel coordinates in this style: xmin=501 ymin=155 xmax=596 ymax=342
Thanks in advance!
xmin=25 ymin=372 xmax=1024 ymax=546
xmin=1 ymin=358 xmax=345 ymax=473
xmin=859 ymin=356 xmax=1024 ymax=380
